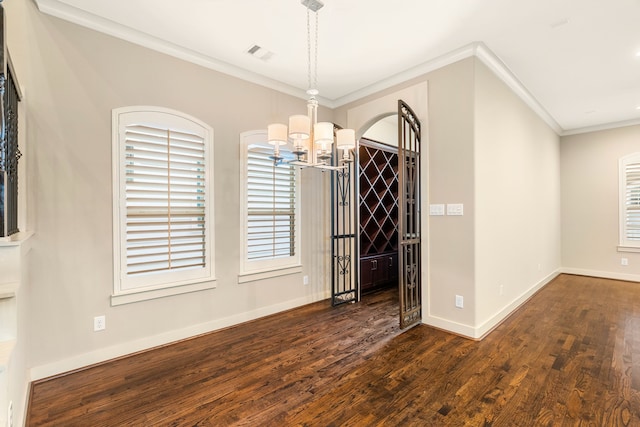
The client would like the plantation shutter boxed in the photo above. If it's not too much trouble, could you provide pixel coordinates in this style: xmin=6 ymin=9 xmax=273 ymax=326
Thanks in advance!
xmin=246 ymin=145 xmax=296 ymax=260
xmin=124 ymin=124 xmax=206 ymax=275
xmin=624 ymin=160 xmax=640 ymax=242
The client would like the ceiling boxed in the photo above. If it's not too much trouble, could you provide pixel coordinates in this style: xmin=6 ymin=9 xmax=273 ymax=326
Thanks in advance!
xmin=35 ymin=0 xmax=640 ymax=135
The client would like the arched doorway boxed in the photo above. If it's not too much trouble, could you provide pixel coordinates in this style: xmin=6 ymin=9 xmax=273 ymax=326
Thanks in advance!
xmin=331 ymin=100 xmax=423 ymax=329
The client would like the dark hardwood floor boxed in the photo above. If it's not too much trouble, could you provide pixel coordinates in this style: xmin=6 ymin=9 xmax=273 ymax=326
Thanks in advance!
xmin=27 ymin=274 xmax=640 ymax=426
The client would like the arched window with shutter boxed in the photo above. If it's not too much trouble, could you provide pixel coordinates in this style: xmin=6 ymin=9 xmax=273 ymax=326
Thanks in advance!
xmin=619 ymin=152 xmax=640 ymax=250
xmin=112 ymin=106 xmax=215 ymax=304
xmin=238 ymin=130 xmax=301 ymax=283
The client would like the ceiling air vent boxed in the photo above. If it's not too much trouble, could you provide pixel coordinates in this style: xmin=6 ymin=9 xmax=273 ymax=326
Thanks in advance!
xmin=246 ymin=44 xmax=274 ymax=61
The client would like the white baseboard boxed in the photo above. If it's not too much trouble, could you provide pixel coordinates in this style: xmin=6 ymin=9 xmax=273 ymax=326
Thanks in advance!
xmin=420 ymin=315 xmax=477 ymax=338
xmin=422 ymin=269 xmax=561 ymax=340
xmin=30 ymin=268 xmax=635 ymax=381
xmin=473 ymin=270 xmax=561 ymax=338
xmin=30 ymin=291 xmax=327 ymax=381
xmin=561 ymin=267 xmax=640 ymax=283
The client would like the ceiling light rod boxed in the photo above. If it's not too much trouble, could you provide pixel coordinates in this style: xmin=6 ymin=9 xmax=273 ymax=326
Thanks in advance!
xmin=267 ymin=0 xmax=356 ymax=171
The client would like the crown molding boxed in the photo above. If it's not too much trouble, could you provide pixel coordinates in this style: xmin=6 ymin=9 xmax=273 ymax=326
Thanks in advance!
xmin=334 ymin=42 xmax=564 ymax=135
xmin=559 ymin=118 xmax=640 ymax=136
xmin=472 ymin=42 xmax=563 ymax=134
xmin=39 ymin=1 xmax=640 ymax=136
xmin=33 ymin=1 xmax=563 ymax=133
xmin=472 ymin=44 xmax=640 ymax=137
xmin=33 ymin=0 xmax=319 ymax=103
xmin=330 ymin=43 xmax=477 ymax=108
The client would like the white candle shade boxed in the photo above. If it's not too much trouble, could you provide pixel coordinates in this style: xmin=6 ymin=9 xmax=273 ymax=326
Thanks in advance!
xmin=288 ymin=115 xmax=310 ymax=140
xmin=336 ymin=128 xmax=356 ymax=149
xmin=314 ymin=122 xmax=334 ymax=145
xmin=267 ymin=123 xmax=288 ymax=145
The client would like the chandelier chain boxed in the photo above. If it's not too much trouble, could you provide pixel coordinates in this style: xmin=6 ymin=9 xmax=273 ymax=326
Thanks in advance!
xmin=306 ymin=7 xmax=319 ymax=92
xmin=307 ymin=8 xmax=310 ymax=91
xmin=314 ymin=9 xmax=318 ymax=91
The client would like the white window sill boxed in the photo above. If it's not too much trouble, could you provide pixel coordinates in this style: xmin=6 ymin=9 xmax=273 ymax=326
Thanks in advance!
xmin=238 ymin=265 xmax=302 ymax=284
xmin=0 ymin=230 xmax=34 ymax=246
xmin=111 ymin=279 xmax=217 ymax=306
xmin=618 ymin=245 xmax=640 ymax=253
xmin=0 ymin=282 xmax=18 ymax=300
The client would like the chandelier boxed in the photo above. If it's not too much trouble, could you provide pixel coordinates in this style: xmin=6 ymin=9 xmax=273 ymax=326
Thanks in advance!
xmin=267 ymin=0 xmax=356 ymax=170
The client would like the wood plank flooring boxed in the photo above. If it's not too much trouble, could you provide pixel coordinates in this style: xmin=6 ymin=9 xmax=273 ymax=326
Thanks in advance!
xmin=26 ymin=274 xmax=640 ymax=426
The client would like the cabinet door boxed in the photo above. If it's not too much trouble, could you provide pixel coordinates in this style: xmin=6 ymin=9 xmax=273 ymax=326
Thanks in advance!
xmin=387 ymin=253 xmax=399 ymax=283
xmin=360 ymin=258 xmax=374 ymax=292
xmin=373 ymin=256 xmax=389 ymax=286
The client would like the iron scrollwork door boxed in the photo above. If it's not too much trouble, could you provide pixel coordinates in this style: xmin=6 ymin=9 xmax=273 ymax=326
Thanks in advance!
xmin=398 ymin=100 xmax=422 ymax=329
xmin=0 ymin=6 xmax=22 ymax=238
xmin=331 ymin=143 xmax=358 ymax=306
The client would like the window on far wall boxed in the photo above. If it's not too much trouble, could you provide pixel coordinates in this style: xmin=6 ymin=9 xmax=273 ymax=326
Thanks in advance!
xmin=619 ymin=152 xmax=640 ymax=250
xmin=112 ymin=106 xmax=216 ymax=305
xmin=239 ymin=130 xmax=301 ymax=282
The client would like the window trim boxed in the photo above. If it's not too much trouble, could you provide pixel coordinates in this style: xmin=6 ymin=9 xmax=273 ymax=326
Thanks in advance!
xmin=238 ymin=130 xmax=301 ymax=283
xmin=112 ymin=106 xmax=216 ymax=305
xmin=619 ymin=152 xmax=640 ymax=251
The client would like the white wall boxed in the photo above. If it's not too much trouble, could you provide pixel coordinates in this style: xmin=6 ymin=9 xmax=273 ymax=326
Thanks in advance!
xmin=474 ymin=60 xmax=561 ymax=336
xmin=363 ymin=116 xmax=398 ymax=146
xmin=423 ymin=60 xmax=477 ymax=334
xmin=15 ymin=2 xmax=334 ymax=384
xmin=561 ymin=125 xmax=640 ymax=281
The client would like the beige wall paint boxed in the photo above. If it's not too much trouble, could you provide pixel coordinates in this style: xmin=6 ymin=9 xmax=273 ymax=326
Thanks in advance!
xmin=17 ymin=2 xmax=336 ymax=380
xmin=561 ymin=125 xmax=640 ymax=280
xmin=474 ymin=59 xmax=561 ymax=334
xmin=423 ymin=60 xmax=477 ymax=333
xmin=335 ymin=60 xmax=478 ymax=335
xmin=335 ymin=57 xmax=562 ymax=338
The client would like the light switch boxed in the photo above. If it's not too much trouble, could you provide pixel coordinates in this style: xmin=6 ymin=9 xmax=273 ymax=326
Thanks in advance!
xmin=429 ymin=204 xmax=445 ymax=216
xmin=447 ymin=203 xmax=464 ymax=216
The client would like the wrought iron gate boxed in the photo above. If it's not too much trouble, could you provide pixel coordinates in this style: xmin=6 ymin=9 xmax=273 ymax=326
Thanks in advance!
xmin=0 ymin=5 xmax=21 ymax=238
xmin=398 ymin=100 xmax=422 ymax=329
xmin=330 ymin=145 xmax=358 ymax=305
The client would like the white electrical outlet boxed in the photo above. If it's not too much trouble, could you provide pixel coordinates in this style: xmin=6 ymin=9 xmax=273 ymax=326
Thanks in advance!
xmin=499 ymin=285 xmax=504 ymax=296
xmin=94 ymin=315 xmax=106 ymax=331
xmin=455 ymin=295 xmax=464 ymax=308
xmin=621 ymin=258 xmax=629 ymax=266
xmin=303 ymin=275 xmax=309 ymax=285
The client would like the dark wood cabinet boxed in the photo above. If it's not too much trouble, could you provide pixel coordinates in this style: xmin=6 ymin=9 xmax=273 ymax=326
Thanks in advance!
xmin=360 ymin=253 xmax=398 ymax=293
xmin=359 ymin=138 xmax=399 ymax=293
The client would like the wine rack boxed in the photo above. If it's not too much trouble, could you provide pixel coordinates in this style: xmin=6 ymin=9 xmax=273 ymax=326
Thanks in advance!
xmin=359 ymin=138 xmax=399 ymax=292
